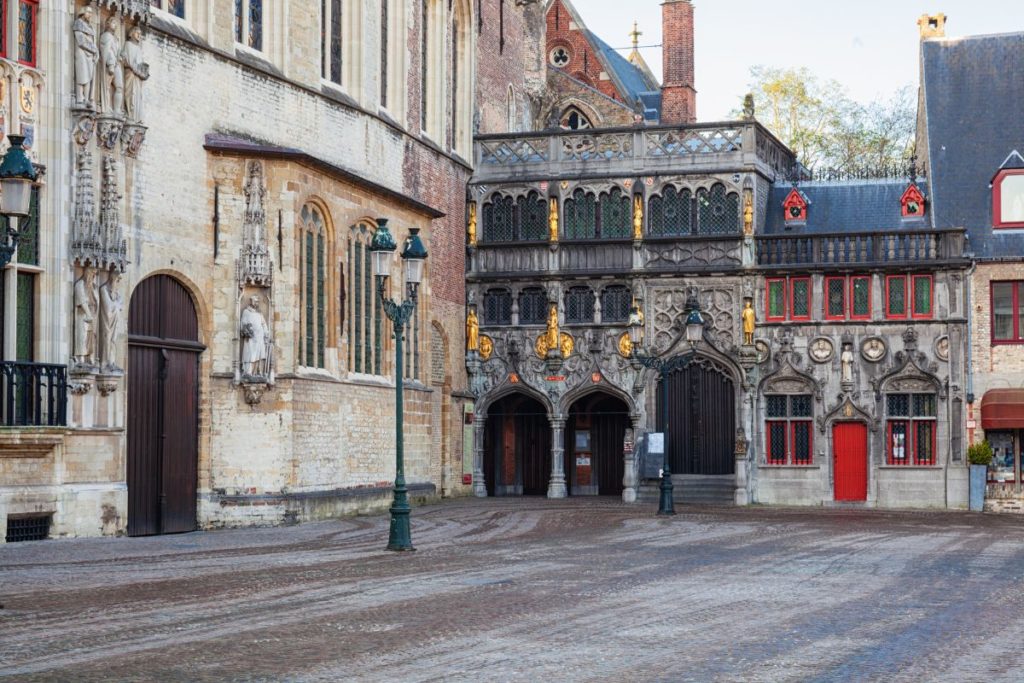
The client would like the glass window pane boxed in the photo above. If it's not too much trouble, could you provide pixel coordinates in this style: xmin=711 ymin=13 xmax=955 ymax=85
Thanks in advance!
xmin=353 ymin=241 xmax=362 ymax=371
xmin=168 ymin=0 xmax=186 ymax=17
xmin=766 ymin=395 xmax=787 ymax=418
xmin=889 ymin=421 xmax=908 ymax=464
xmin=697 ymin=184 xmax=739 ymax=235
xmin=790 ymin=394 xmax=812 ymax=417
xmin=827 ymin=278 xmax=845 ymax=317
xmin=15 ymin=272 xmax=33 ymax=361
xmin=600 ymin=285 xmax=630 ymax=323
xmin=565 ymin=287 xmax=594 ymax=324
xmin=482 ymin=195 xmax=514 ymax=242
xmin=993 ymin=282 xmax=1014 ymax=340
xmin=792 ymin=422 xmax=811 ymax=464
xmin=331 ymin=0 xmax=343 ymax=84
xmin=913 ymin=276 xmax=932 ymax=316
xmin=1000 ymin=173 xmax=1024 ymax=223
xmin=914 ymin=421 xmax=934 ymax=465
xmin=519 ymin=288 xmax=546 ymax=325
xmin=599 ymin=188 xmax=631 ymax=238
xmin=305 ymin=232 xmax=314 ymax=366
xmin=6 ymin=187 xmax=38 ymax=266
xmin=647 ymin=186 xmax=691 ymax=236
xmin=18 ymin=1 xmax=35 ymax=65
xmin=484 ymin=289 xmax=512 ymax=325
xmin=912 ymin=394 xmax=936 ymax=417
xmin=767 ymin=281 xmax=785 ymax=318
xmin=887 ymin=393 xmax=909 ymax=416
xmin=851 ymin=277 xmax=870 ymax=317
xmin=519 ymin=193 xmax=548 ymax=241
xmin=235 ymin=0 xmax=244 ymax=43
xmin=768 ymin=422 xmax=787 ymax=463
xmin=317 ymin=233 xmax=326 ymax=368
xmin=249 ymin=0 xmax=263 ymax=50
xmin=564 ymin=190 xmax=596 ymax=239
xmin=791 ymin=279 xmax=809 ymax=318
xmin=888 ymin=277 xmax=906 ymax=316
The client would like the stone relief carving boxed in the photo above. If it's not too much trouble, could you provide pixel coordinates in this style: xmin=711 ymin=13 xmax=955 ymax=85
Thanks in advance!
xmin=74 ymin=6 xmax=99 ymax=107
xmin=99 ymin=16 xmax=124 ymax=116
xmin=240 ymin=295 xmax=272 ymax=378
xmin=121 ymin=25 xmax=149 ymax=122
xmin=935 ymin=335 xmax=950 ymax=362
xmin=871 ymin=328 xmax=945 ymax=400
xmin=98 ymin=270 xmax=123 ymax=372
xmin=235 ymin=162 xmax=275 ymax=397
xmin=817 ymin=394 xmax=879 ymax=434
xmin=808 ymin=337 xmax=834 ymax=363
xmin=759 ymin=330 xmax=822 ymax=400
xmin=861 ymin=337 xmax=887 ymax=362
xmin=73 ymin=268 xmax=98 ymax=368
xmin=652 ymin=286 xmax=735 ymax=353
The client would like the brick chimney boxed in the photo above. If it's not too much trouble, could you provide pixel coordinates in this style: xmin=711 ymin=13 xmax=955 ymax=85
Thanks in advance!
xmin=917 ymin=13 xmax=947 ymax=39
xmin=660 ymin=0 xmax=696 ymax=124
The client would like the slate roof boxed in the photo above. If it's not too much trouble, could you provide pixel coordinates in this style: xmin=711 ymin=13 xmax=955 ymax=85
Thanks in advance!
xmin=763 ymin=179 xmax=928 ymax=235
xmin=921 ymin=31 xmax=1024 ymax=259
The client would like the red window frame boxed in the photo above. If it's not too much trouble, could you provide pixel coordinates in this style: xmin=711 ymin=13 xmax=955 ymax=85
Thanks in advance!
xmin=789 ymin=277 xmax=811 ymax=321
xmin=886 ymin=394 xmax=937 ymax=466
xmin=991 ymin=281 xmax=1024 ymax=344
xmin=766 ymin=278 xmax=787 ymax=321
xmin=849 ymin=275 xmax=872 ymax=320
xmin=824 ymin=276 xmax=846 ymax=320
xmin=0 ymin=1 xmax=7 ymax=59
xmin=993 ymin=169 xmax=1024 ymax=229
xmin=885 ymin=275 xmax=908 ymax=319
xmin=910 ymin=274 xmax=934 ymax=320
xmin=17 ymin=0 xmax=37 ymax=67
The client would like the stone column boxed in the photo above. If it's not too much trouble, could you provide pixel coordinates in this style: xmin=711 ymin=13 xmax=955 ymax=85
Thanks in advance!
xmin=547 ymin=416 xmax=568 ymax=498
xmin=622 ymin=420 xmax=640 ymax=503
xmin=736 ymin=383 xmax=755 ymax=506
xmin=472 ymin=414 xmax=487 ymax=497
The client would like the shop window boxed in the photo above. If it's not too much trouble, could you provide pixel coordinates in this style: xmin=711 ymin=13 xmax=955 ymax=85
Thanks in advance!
xmin=992 ymin=281 xmax=1024 ymax=343
xmin=564 ymin=287 xmax=595 ymax=325
xmin=993 ymin=169 xmax=1024 ymax=228
xmin=886 ymin=393 xmax=937 ymax=465
xmin=483 ymin=289 xmax=512 ymax=326
xmin=518 ymin=288 xmax=547 ymax=325
xmin=988 ymin=431 xmax=1017 ymax=483
xmin=765 ymin=394 xmax=813 ymax=465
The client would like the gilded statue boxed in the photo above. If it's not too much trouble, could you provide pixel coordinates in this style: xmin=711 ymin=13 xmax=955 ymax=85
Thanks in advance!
xmin=632 ymin=194 xmax=643 ymax=239
xmin=467 ymin=202 xmax=477 ymax=247
xmin=466 ymin=308 xmax=479 ymax=352
xmin=618 ymin=331 xmax=633 ymax=358
xmin=743 ymin=192 xmax=754 ymax=236
xmin=535 ymin=305 xmax=573 ymax=359
xmin=548 ymin=197 xmax=558 ymax=241
xmin=545 ymin=303 xmax=559 ymax=352
xmin=479 ymin=335 xmax=493 ymax=361
xmin=559 ymin=332 xmax=574 ymax=358
xmin=742 ymin=299 xmax=755 ymax=345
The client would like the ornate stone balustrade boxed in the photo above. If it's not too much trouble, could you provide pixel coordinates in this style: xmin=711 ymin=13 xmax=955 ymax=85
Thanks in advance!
xmin=756 ymin=228 xmax=968 ymax=268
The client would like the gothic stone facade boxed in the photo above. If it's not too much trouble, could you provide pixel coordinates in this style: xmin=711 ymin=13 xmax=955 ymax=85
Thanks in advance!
xmin=467 ymin=123 xmax=970 ymax=508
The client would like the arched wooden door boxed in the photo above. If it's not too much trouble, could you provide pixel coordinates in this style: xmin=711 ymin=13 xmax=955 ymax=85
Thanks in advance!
xmin=483 ymin=394 xmax=550 ymax=496
xmin=127 ymin=275 xmax=204 ymax=536
xmin=657 ymin=357 xmax=735 ymax=475
xmin=567 ymin=393 xmax=628 ymax=495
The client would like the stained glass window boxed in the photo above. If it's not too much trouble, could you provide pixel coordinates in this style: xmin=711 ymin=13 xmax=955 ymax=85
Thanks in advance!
xmin=353 ymin=241 xmax=363 ymax=371
xmin=421 ymin=0 xmax=429 ymax=129
xmin=766 ymin=279 xmax=786 ymax=320
xmin=565 ymin=287 xmax=594 ymax=324
xmin=235 ymin=0 xmax=244 ymax=43
xmin=18 ymin=0 xmax=37 ymax=66
xmin=152 ymin=0 xmax=185 ymax=18
xmin=349 ymin=224 xmax=383 ymax=375
xmin=697 ymin=183 xmax=739 ymax=235
xmin=235 ymin=0 xmax=262 ymax=50
xmin=331 ymin=0 xmax=343 ymax=84
xmin=322 ymin=0 xmax=343 ymax=84
xmin=600 ymin=285 xmax=631 ymax=323
xmin=301 ymin=205 xmax=329 ymax=369
xmin=518 ymin=288 xmax=547 ymax=325
xmin=647 ymin=186 xmax=691 ymax=236
xmin=564 ymin=189 xmax=597 ymax=239
xmin=483 ymin=289 xmax=512 ymax=325
xmin=599 ymin=188 xmax=631 ymax=238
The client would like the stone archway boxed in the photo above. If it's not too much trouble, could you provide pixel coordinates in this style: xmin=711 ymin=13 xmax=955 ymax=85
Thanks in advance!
xmin=483 ymin=393 xmax=551 ymax=496
xmin=566 ymin=392 xmax=630 ymax=496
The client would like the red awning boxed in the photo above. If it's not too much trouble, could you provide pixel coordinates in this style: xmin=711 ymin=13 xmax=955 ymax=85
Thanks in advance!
xmin=981 ymin=389 xmax=1024 ymax=429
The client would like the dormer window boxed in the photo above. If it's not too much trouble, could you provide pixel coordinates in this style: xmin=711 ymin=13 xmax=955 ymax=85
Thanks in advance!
xmin=900 ymin=183 xmax=926 ymax=218
xmin=993 ymin=169 xmax=1024 ymax=229
xmin=782 ymin=188 xmax=807 ymax=225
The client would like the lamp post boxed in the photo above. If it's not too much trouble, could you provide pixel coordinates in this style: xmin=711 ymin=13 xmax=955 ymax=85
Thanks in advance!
xmin=369 ymin=218 xmax=427 ymax=552
xmin=0 ymin=135 xmax=38 ymax=268
xmin=628 ymin=298 xmax=705 ymax=516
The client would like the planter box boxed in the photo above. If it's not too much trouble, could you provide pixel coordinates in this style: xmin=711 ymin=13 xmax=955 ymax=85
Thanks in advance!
xmin=969 ymin=464 xmax=987 ymax=512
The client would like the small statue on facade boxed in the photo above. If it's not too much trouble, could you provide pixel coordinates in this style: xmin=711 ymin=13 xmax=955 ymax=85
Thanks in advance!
xmin=99 ymin=270 xmax=123 ymax=371
xmin=548 ymin=197 xmax=558 ymax=241
xmin=841 ymin=342 xmax=855 ymax=384
xmin=467 ymin=202 xmax=477 ymax=246
xmin=545 ymin=303 xmax=559 ymax=353
xmin=73 ymin=6 xmax=99 ymax=107
xmin=240 ymin=294 xmax=272 ymax=378
xmin=742 ymin=298 xmax=755 ymax=345
xmin=121 ymin=25 xmax=150 ymax=122
xmin=99 ymin=16 xmax=124 ymax=116
xmin=742 ymin=93 xmax=756 ymax=120
xmin=632 ymin=194 xmax=643 ymax=239
xmin=466 ymin=307 xmax=479 ymax=352
xmin=73 ymin=269 xmax=98 ymax=367
xmin=743 ymin=192 xmax=754 ymax=236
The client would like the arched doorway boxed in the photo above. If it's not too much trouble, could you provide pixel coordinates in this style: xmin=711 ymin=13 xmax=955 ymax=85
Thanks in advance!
xmin=657 ymin=356 xmax=735 ymax=475
xmin=484 ymin=394 xmax=550 ymax=496
xmin=567 ymin=393 xmax=628 ymax=495
xmin=127 ymin=275 xmax=204 ymax=536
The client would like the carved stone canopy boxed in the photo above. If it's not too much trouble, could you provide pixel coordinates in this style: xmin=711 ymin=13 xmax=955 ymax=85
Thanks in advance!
xmin=817 ymin=394 xmax=879 ymax=434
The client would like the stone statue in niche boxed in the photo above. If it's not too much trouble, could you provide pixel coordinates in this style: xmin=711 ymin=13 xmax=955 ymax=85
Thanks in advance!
xmin=73 ymin=269 xmax=98 ymax=367
xmin=841 ymin=342 xmax=854 ymax=384
xmin=99 ymin=270 xmax=123 ymax=371
xmin=240 ymin=294 xmax=272 ymax=379
xmin=545 ymin=303 xmax=559 ymax=352
xmin=466 ymin=307 xmax=479 ymax=352
xmin=99 ymin=16 xmax=124 ymax=116
xmin=73 ymin=6 xmax=99 ymax=107
xmin=121 ymin=25 xmax=149 ymax=122
xmin=741 ymin=298 xmax=755 ymax=345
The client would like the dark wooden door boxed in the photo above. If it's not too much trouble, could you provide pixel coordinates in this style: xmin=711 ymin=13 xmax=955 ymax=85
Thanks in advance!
xmin=833 ymin=422 xmax=868 ymax=501
xmin=658 ymin=358 xmax=735 ymax=475
xmin=127 ymin=275 xmax=203 ymax=536
xmin=567 ymin=394 xmax=627 ymax=495
xmin=484 ymin=394 xmax=550 ymax=496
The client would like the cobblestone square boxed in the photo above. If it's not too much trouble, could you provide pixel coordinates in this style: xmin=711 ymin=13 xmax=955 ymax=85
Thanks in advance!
xmin=2 ymin=499 xmax=1024 ymax=682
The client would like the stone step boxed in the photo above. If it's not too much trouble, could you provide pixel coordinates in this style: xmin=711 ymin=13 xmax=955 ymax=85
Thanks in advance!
xmin=636 ymin=476 xmax=736 ymax=505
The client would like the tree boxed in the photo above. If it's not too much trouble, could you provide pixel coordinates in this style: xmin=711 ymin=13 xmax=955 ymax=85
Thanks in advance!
xmin=737 ymin=66 xmax=915 ymax=173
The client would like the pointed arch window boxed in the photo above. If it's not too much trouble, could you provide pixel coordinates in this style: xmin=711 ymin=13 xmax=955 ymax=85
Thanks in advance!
xmin=647 ymin=186 xmax=691 ymax=236
xmin=560 ymin=106 xmax=591 ymax=130
xmin=300 ymin=205 xmax=329 ymax=368
xmin=697 ymin=183 xmax=740 ymax=235
xmin=349 ymin=222 xmax=384 ymax=375
xmin=380 ymin=0 xmax=389 ymax=107
xmin=481 ymin=192 xmax=546 ymax=242
xmin=322 ymin=0 xmax=343 ymax=84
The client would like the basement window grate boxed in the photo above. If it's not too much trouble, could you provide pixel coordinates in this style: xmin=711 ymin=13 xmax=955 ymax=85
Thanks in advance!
xmin=6 ymin=514 xmax=51 ymax=542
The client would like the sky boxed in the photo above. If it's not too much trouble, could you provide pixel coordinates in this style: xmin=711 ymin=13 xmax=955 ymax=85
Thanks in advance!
xmin=571 ymin=0 xmax=1024 ymax=120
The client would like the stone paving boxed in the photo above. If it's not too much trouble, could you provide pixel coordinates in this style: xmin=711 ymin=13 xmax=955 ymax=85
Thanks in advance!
xmin=3 ymin=498 xmax=1024 ymax=682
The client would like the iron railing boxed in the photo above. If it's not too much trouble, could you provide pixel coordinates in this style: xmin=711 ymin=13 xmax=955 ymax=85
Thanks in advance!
xmin=0 ymin=361 xmax=67 ymax=427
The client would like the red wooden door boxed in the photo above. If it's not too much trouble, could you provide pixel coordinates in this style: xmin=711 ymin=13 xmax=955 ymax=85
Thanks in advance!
xmin=833 ymin=422 xmax=868 ymax=501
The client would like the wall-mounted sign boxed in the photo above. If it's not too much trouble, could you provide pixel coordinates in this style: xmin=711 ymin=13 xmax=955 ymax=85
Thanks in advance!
xmin=648 ymin=432 xmax=665 ymax=454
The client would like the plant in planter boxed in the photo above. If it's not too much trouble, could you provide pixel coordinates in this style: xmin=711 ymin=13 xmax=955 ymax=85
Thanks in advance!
xmin=967 ymin=441 xmax=993 ymax=512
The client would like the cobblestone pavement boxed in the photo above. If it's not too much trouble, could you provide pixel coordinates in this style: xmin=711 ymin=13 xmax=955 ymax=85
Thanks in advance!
xmin=3 ymin=499 xmax=1024 ymax=682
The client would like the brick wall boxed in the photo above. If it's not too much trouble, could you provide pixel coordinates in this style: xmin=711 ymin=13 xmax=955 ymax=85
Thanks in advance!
xmin=545 ymin=0 xmax=623 ymax=105
xmin=660 ymin=0 xmax=696 ymax=124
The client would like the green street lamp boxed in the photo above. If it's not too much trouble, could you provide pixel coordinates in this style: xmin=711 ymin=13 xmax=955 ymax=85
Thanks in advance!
xmin=370 ymin=218 xmax=427 ymax=552
xmin=628 ymin=296 xmax=705 ymax=516
xmin=0 ymin=135 xmax=38 ymax=268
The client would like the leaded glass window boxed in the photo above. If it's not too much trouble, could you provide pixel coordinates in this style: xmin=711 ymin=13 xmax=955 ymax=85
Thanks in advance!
xmin=564 ymin=189 xmax=596 ymax=239
xmin=601 ymin=285 xmax=631 ymax=323
xmin=791 ymin=278 xmax=810 ymax=319
xmin=15 ymin=272 xmax=33 ymax=361
xmin=565 ymin=287 xmax=595 ymax=324
xmin=696 ymin=183 xmax=739 ymax=235
xmin=322 ymin=0 xmax=343 ymax=84
xmin=18 ymin=0 xmax=37 ymax=66
xmin=647 ymin=186 xmax=691 ymax=236
xmin=766 ymin=279 xmax=786 ymax=320
xmin=518 ymin=288 xmax=547 ymax=325
xmin=483 ymin=289 xmax=512 ymax=325
xmin=380 ymin=0 xmax=389 ymax=108
xmin=826 ymin=277 xmax=845 ymax=318
xmin=518 ymin=192 xmax=547 ymax=241
xmin=887 ymin=276 xmax=907 ymax=318
xmin=349 ymin=223 xmax=385 ymax=374
xmin=301 ymin=205 xmax=328 ymax=368
xmin=851 ymin=276 xmax=871 ymax=319
xmin=235 ymin=0 xmax=263 ymax=50
xmin=599 ymin=188 xmax=631 ymax=238
xmin=765 ymin=394 xmax=813 ymax=465
xmin=421 ymin=0 xmax=428 ymax=128
xmin=912 ymin=275 xmax=932 ymax=317
xmin=152 ymin=0 xmax=185 ymax=18
xmin=887 ymin=392 xmax=937 ymax=465
xmin=482 ymin=195 xmax=514 ymax=242
xmin=559 ymin=106 xmax=591 ymax=130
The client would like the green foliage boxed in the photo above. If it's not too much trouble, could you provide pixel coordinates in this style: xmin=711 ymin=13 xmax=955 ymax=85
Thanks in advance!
xmin=736 ymin=66 xmax=916 ymax=172
xmin=967 ymin=441 xmax=993 ymax=466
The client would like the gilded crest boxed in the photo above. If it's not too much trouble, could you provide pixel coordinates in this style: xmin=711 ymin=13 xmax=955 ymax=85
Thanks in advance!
xmin=478 ymin=335 xmax=493 ymax=361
